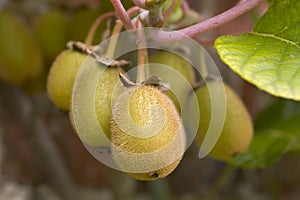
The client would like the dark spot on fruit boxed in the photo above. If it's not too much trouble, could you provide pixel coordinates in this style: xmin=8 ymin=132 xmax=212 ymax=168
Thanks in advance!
xmin=150 ymin=172 xmax=159 ymax=178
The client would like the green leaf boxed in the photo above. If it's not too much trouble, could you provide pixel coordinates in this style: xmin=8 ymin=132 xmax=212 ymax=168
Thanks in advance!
xmin=255 ymin=99 xmax=300 ymax=130
xmin=215 ymin=0 xmax=300 ymax=101
xmin=229 ymin=99 xmax=300 ymax=168
xmin=230 ymin=130 xmax=295 ymax=168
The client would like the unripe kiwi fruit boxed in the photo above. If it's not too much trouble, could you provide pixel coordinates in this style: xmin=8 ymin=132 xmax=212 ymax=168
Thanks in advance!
xmin=149 ymin=51 xmax=196 ymax=113
xmin=34 ymin=10 xmax=68 ymax=63
xmin=69 ymin=55 xmax=125 ymax=147
xmin=110 ymin=85 xmax=186 ymax=181
xmin=195 ymin=82 xmax=253 ymax=161
xmin=0 ymin=11 xmax=44 ymax=85
xmin=47 ymin=49 xmax=86 ymax=111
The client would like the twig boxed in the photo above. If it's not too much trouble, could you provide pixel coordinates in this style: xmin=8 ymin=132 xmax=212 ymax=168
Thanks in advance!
xmin=136 ymin=19 xmax=147 ymax=83
xmin=110 ymin=0 xmax=135 ymax=30
xmin=152 ymin=0 xmax=263 ymax=42
xmin=181 ymin=0 xmax=191 ymax=12
xmin=105 ymin=20 xmax=124 ymax=58
xmin=84 ymin=12 xmax=116 ymax=46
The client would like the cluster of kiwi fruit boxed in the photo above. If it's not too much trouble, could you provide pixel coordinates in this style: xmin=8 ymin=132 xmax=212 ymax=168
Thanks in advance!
xmin=0 ymin=1 xmax=135 ymax=93
xmin=1 ymin=0 xmax=253 ymax=181
xmin=47 ymin=41 xmax=253 ymax=181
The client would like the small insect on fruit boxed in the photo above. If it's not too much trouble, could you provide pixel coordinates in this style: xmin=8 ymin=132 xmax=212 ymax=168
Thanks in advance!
xmin=110 ymin=85 xmax=186 ymax=181
xmin=195 ymin=82 xmax=253 ymax=161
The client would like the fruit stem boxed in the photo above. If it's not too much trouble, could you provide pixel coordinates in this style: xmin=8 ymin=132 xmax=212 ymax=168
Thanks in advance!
xmin=104 ymin=7 xmax=141 ymax=59
xmin=105 ymin=20 xmax=123 ymax=59
xmin=181 ymin=0 xmax=191 ymax=13
xmin=84 ymin=12 xmax=116 ymax=47
xmin=151 ymin=0 xmax=263 ymax=42
xmin=110 ymin=0 xmax=135 ymax=30
xmin=136 ymin=19 xmax=148 ymax=83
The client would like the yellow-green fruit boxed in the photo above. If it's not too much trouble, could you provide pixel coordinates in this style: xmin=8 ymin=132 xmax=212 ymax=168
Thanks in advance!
xmin=195 ymin=82 xmax=253 ymax=161
xmin=93 ymin=66 xmax=124 ymax=143
xmin=47 ymin=49 xmax=86 ymax=111
xmin=35 ymin=10 xmax=68 ymax=62
xmin=149 ymin=51 xmax=196 ymax=113
xmin=0 ymin=12 xmax=44 ymax=85
xmin=111 ymin=85 xmax=186 ymax=181
xmin=69 ymin=56 xmax=125 ymax=147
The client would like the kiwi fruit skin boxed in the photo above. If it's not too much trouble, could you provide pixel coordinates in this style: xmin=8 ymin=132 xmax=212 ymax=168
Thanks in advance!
xmin=110 ymin=85 xmax=186 ymax=180
xmin=47 ymin=49 xmax=86 ymax=111
xmin=195 ymin=82 xmax=253 ymax=161
xmin=68 ymin=55 xmax=125 ymax=147
xmin=35 ymin=10 xmax=68 ymax=63
xmin=149 ymin=51 xmax=196 ymax=113
xmin=0 ymin=11 xmax=44 ymax=85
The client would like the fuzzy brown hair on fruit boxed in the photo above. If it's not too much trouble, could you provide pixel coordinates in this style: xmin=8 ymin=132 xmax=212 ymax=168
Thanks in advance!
xmin=110 ymin=85 xmax=186 ymax=181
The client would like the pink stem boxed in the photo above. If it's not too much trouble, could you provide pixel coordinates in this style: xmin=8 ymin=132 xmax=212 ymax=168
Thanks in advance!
xmin=127 ymin=6 xmax=141 ymax=16
xmin=153 ymin=0 xmax=263 ymax=42
xmin=110 ymin=0 xmax=135 ymax=30
xmin=181 ymin=0 xmax=191 ymax=13
xmin=84 ymin=12 xmax=116 ymax=46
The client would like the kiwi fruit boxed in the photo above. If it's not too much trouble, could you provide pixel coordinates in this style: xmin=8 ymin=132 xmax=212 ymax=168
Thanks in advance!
xmin=47 ymin=49 xmax=86 ymax=111
xmin=195 ymin=82 xmax=253 ymax=161
xmin=69 ymin=54 xmax=125 ymax=147
xmin=34 ymin=9 xmax=68 ymax=63
xmin=110 ymin=85 xmax=186 ymax=180
xmin=0 ymin=11 xmax=44 ymax=85
xmin=149 ymin=51 xmax=196 ymax=113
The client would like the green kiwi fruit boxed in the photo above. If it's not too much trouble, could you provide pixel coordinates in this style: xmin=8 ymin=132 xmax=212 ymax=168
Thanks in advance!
xmin=69 ymin=55 xmax=125 ymax=147
xmin=110 ymin=85 xmax=186 ymax=180
xmin=0 ymin=11 xmax=44 ymax=85
xmin=195 ymin=82 xmax=253 ymax=161
xmin=149 ymin=51 xmax=196 ymax=113
xmin=34 ymin=9 xmax=68 ymax=63
xmin=47 ymin=49 xmax=86 ymax=111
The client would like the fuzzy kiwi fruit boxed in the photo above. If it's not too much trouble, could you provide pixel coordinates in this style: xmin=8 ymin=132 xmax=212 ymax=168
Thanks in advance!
xmin=47 ymin=49 xmax=86 ymax=111
xmin=0 ymin=11 xmax=44 ymax=85
xmin=110 ymin=85 xmax=186 ymax=181
xmin=34 ymin=9 xmax=68 ymax=63
xmin=149 ymin=51 xmax=196 ymax=113
xmin=69 ymin=54 xmax=125 ymax=147
xmin=195 ymin=82 xmax=253 ymax=161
